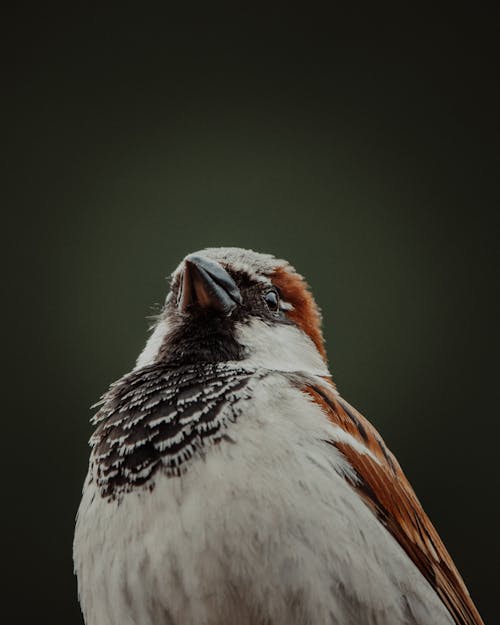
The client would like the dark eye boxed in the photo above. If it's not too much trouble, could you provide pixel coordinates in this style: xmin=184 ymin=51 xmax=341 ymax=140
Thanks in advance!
xmin=263 ymin=289 xmax=280 ymax=312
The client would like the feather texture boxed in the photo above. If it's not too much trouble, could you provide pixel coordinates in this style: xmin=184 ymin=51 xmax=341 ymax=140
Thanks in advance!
xmin=90 ymin=363 xmax=267 ymax=500
xmin=301 ymin=382 xmax=484 ymax=625
xmin=76 ymin=367 xmax=459 ymax=625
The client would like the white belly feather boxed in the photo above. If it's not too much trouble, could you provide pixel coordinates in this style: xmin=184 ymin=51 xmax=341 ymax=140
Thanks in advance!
xmin=74 ymin=375 xmax=453 ymax=625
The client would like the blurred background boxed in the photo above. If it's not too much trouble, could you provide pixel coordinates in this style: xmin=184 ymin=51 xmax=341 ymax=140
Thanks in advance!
xmin=4 ymin=7 xmax=498 ymax=624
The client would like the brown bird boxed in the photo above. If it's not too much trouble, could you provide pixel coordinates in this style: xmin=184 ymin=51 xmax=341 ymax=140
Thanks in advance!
xmin=74 ymin=247 xmax=484 ymax=625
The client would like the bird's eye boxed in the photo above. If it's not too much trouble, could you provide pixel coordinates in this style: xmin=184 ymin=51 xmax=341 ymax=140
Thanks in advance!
xmin=263 ymin=289 xmax=280 ymax=312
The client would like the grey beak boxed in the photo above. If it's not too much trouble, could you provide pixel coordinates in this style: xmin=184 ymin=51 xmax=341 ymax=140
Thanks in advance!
xmin=179 ymin=255 xmax=242 ymax=315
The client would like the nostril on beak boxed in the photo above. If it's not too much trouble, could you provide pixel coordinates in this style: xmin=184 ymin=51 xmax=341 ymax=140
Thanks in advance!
xmin=179 ymin=256 xmax=242 ymax=315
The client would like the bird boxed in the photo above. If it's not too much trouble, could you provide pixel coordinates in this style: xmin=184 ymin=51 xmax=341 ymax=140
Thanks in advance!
xmin=74 ymin=247 xmax=484 ymax=625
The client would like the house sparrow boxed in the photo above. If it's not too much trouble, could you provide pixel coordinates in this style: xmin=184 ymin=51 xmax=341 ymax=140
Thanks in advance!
xmin=74 ymin=247 xmax=483 ymax=625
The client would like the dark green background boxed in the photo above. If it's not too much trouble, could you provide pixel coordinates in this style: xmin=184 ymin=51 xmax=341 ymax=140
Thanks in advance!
xmin=5 ymin=9 xmax=498 ymax=625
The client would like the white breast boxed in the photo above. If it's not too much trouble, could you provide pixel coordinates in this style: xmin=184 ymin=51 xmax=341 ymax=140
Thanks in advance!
xmin=74 ymin=374 xmax=453 ymax=625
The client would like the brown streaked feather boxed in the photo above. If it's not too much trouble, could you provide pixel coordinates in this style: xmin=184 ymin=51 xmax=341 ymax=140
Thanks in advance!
xmin=302 ymin=384 xmax=484 ymax=625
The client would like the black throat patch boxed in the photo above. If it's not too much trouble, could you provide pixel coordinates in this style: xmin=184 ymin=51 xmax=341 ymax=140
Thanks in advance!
xmin=90 ymin=362 xmax=265 ymax=501
xmin=157 ymin=311 xmax=247 ymax=366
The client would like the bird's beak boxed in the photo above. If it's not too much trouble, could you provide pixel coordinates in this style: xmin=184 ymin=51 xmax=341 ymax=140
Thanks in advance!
xmin=179 ymin=255 xmax=242 ymax=315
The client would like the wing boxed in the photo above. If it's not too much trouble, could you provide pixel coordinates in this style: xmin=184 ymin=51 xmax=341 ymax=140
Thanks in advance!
xmin=301 ymin=381 xmax=483 ymax=625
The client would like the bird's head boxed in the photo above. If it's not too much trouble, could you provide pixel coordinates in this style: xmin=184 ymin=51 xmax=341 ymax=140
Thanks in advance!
xmin=136 ymin=247 xmax=329 ymax=376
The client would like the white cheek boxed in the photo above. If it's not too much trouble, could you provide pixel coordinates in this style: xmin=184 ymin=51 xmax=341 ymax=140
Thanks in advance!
xmin=134 ymin=320 xmax=171 ymax=370
xmin=234 ymin=319 xmax=329 ymax=376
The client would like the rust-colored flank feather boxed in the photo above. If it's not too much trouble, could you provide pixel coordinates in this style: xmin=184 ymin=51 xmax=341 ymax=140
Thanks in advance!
xmin=303 ymin=384 xmax=484 ymax=625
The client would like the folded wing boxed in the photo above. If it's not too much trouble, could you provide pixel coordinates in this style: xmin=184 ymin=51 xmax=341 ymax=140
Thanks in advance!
xmin=301 ymin=382 xmax=483 ymax=625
